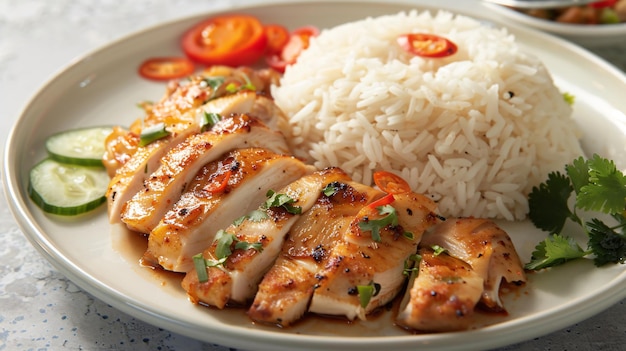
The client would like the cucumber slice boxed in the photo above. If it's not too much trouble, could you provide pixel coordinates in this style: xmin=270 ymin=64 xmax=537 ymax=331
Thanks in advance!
xmin=45 ymin=126 xmax=113 ymax=167
xmin=28 ymin=158 xmax=110 ymax=216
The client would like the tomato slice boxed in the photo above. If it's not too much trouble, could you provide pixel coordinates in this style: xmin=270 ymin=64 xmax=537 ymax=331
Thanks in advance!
xmin=138 ymin=57 xmax=195 ymax=81
xmin=397 ymin=33 xmax=457 ymax=58
xmin=182 ymin=14 xmax=267 ymax=67
xmin=264 ymin=24 xmax=290 ymax=54
xmin=373 ymin=171 xmax=412 ymax=194
xmin=265 ymin=25 xmax=319 ymax=73
xmin=282 ymin=26 xmax=319 ymax=63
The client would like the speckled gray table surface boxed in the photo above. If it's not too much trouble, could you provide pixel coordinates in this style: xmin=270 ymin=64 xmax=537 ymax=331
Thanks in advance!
xmin=1 ymin=0 xmax=625 ymax=350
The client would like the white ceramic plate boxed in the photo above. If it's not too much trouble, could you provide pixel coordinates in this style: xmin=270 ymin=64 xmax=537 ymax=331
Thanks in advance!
xmin=484 ymin=2 xmax=626 ymax=47
xmin=4 ymin=1 xmax=626 ymax=350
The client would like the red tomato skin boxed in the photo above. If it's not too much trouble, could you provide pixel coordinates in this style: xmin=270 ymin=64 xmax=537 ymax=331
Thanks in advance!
xmin=138 ymin=57 xmax=195 ymax=81
xmin=397 ymin=33 xmax=457 ymax=58
xmin=181 ymin=14 xmax=268 ymax=67
xmin=265 ymin=54 xmax=288 ymax=73
xmin=267 ymin=25 xmax=320 ymax=73
xmin=264 ymin=24 xmax=290 ymax=54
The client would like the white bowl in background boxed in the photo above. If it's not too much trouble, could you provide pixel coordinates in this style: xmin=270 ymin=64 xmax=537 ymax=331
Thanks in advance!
xmin=484 ymin=2 xmax=626 ymax=47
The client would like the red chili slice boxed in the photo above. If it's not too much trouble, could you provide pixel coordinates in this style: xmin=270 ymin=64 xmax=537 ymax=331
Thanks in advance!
xmin=367 ymin=193 xmax=395 ymax=209
xmin=397 ymin=33 xmax=457 ymax=58
xmin=204 ymin=169 xmax=232 ymax=193
xmin=373 ymin=171 xmax=412 ymax=194
xmin=138 ymin=57 xmax=195 ymax=81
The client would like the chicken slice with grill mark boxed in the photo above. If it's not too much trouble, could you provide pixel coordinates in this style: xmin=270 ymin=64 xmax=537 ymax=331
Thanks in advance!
xmin=247 ymin=170 xmax=382 ymax=327
xmin=144 ymin=148 xmax=314 ymax=273
xmin=106 ymin=91 xmax=258 ymax=223
xmin=396 ymin=248 xmax=485 ymax=332
xmin=120 ymin=113 xmax=290 ymax=234
xmin=180 ymin=167 xmax=334 ymax=309
xmin=308 ymin=192 xmax=440 ymax=321
xmin=419 ymin=218 xmax=527 ymax=311
xmin=103 ymin=65 xmax=279 ymax=176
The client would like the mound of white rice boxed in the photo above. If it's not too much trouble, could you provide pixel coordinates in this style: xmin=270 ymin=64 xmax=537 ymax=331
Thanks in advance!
xmin=272 ymin=10 xmax=583 ymax=220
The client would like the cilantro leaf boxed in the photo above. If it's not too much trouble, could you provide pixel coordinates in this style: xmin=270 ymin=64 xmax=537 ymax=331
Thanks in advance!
xmin=565 ymin=156 xmax=590 ymax=194
xmin=524 ymin=234 xmax=587 ymax=270
xmin=358 ymin=204 xmax=399 ymax=242
xmin=233 ymin=209 xmax=269 ymax=226
xmin=576 ymin=155 xmax=626 ymax=214
xmin=528 ymin=171 xmax=575 ymax=233
xmin=322 ymin=182 xmax=340 ymax=197
xmin=527 ymin=154 xmax=626 ymax=270
xmin=263 ymin=189 xmax=302 ymax=214
xmin=586 ymin=218 xmax=626 ymax=266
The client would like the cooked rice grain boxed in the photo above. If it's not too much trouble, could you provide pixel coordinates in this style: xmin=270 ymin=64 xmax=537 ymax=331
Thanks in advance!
xmin=272 ymin=10 xmax=583 ymax=220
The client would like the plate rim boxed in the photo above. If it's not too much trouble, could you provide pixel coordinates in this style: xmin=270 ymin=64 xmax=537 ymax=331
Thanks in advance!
xmin=3 ymin=1 xmax=626 ymax=350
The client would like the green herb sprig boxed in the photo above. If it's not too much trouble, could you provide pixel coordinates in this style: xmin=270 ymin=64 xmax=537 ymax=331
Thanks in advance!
xmin=527 ymin=154 xmax=626 ymax=269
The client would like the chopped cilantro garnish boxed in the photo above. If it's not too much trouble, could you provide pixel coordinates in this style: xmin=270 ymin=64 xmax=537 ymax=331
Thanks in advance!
xmin=263 ymin=189 xmax=301 ymax=214
xmin=233 ymin=209 xmax=269 ymax=226
xmin=358 ymin=204 xmax=399 ymax=242
xmin=525 ymin=234 xmax=587 ymax=270
xmin=202 ymin=76 xmax=225 ymax=90
xmin=527 ymin=154 xmax=626 ymax=269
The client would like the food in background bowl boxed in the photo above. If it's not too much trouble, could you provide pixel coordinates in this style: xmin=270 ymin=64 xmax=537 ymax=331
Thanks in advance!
xmin=515 ymin=0 xmax=626 ymax=24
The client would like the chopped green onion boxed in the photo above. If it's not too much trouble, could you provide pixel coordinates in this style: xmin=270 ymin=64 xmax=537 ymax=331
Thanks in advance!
xmin=192 ymin=253 xmax=209 ymax=283
xmin=403 ymin=254 xmax=422 ymax=276
xmin=201 ymin=112 xmax=222 ymax=132
xmin=563 ymin=92 xmax=575 ymax=106
xmin=432 ymin=245 xmax=447 ymax=256
xmin=225 ymin=83 xmax=239 ymax=93
xmin=322 ymin=182 xmax=340 ymax=197
xmin=357 ymin=281 xmax=381 ymax=308
xmin=403 ymin=231 xmax=414 ymax=240
xmin=139 ymin=123 xmax=170 ymax=147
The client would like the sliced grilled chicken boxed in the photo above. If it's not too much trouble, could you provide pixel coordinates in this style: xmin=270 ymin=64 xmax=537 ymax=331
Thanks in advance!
xmin=396 ymin=248 xmax=485 ymax=332
xmin=106 ymin=91 xmax=258 ymax=223
xmin=144 ymin=148 xmax=313 ymax=273
xmin=308 ymin=192 xmax=440 ymax=321
xmin=247 ymin=170 xmax=382 ymax=327
xmin=103 ymin=66 xmax=280 ymax=175
xmin=180 ymin=167 xmax=336 ymax=308
xmin=120 ymin=113 xmax=290 ymax=233
xmin=420 ymin=218 xmax=527 ymax=311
